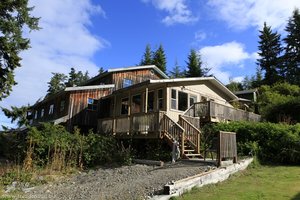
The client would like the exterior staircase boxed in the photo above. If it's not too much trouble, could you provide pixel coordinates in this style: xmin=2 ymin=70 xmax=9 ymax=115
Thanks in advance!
xmin=160 ymin=108 xmax=202 ymax=159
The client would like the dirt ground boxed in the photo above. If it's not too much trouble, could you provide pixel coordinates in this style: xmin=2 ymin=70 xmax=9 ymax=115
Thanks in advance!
xmin=16 ymin=161 xmax=213 ymax=200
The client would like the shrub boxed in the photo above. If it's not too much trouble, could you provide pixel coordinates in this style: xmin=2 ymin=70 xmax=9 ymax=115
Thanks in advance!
xmin=205 ymin=122 xmax=300 ymax=164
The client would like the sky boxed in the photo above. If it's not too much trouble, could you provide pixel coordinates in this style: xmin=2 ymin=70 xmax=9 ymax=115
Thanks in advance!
xmin=0 ymin=0 xmax=300 ymax=129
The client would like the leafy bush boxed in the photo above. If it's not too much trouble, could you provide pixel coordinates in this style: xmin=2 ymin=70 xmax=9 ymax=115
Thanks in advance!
xmin=206 ymin=122 xmax=300 ymax=164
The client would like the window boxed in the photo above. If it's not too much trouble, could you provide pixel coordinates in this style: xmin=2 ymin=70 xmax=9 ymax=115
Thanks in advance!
xmin=189 ymin=95 xmax=197 ymax=107
xmin=49 ymin=104 xmax=54 ymax=115
xmin=123 ymin=79 xmax=133 ymax=88
xmin=41 ymin=109 xmax=44 ymax=117
xmin=178 ymin=91 xmax=188 ymax=111
xmin=121 ymin=98 xmax=129 ymax=115
xmin=147 ymin=91 xmax=154 ymax=112
xmin=171 ymin=89 xmax=177 ymax=109
xmin=60 ymin=100 xmax=65 ymax=112
xmin=158 ymin=89 xmax=164 ymax=109
xmin=132 ymin=94 xmax=142 ymax=113
xmin=87 ymin=98 xmax=98 ymax=111
xmin=34 ymin=111 xmax=38 ymax=119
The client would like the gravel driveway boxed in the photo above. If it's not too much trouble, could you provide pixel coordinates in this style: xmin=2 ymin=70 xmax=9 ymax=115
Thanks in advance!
xmin=20 ymin=161 xmax=212 ymax=200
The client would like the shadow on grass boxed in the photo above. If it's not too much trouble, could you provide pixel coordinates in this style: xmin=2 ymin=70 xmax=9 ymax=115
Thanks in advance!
xmin=291 ymin=192 xmax=300 ymax=200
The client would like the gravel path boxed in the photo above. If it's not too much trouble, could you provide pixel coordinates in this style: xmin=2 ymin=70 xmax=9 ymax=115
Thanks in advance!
xmin=21 ymin=161 xmax=212 ymax=200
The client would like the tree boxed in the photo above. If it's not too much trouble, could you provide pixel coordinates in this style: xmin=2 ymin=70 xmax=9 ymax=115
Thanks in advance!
xmin=1 ymin=105 xmax=30 ymax=128
xmin=98 ymin=67 xmax=105 ymax=74
xmin=65 ymin=68 xmax=90 ymax=87
xmin=0 ymin=0 xmax=39 ymax=101
xmin=257 ymin=22 xmax=283 ymax=85
xmin=169 ymin=60 xmax=184 ymax=78
xmin=152 ymin=44 xmax=167 ymax=73
xmin=47 ymin=73 xmax=67 ymax=95
xmin=226 ymin=81 xmax=243 ymax=92
xmin=140 ymin=44 xmax=153 ymax=66
xmin=185 ymin=49 xmax=210 ymax=77
xmin=283 ymin=9 xmax=300 ymax=86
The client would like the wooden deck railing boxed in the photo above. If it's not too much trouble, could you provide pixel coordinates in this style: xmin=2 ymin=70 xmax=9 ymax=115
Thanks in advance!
xmin=160 ymin=114 xmax=185 ymax=155
xmin=193 ymin=101 xmax=261 ymax=122
xmin=98 ymin=112 xmax=164 ymax=135
xmin=178 ymin=115 xmax=200 ymax=154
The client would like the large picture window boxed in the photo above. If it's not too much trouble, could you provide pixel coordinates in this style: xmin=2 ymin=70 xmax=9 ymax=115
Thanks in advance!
xmin=178 ymin=91 xmax=188 ymax=111
xmin=171 ymin=89 xmax=177 ymax=109
xmin=158 ymin=89 xmax=164 ymax=109
xmin=121 ymin=98 xmax=129 ymax=115
xmin=132 ymin=94 xmax=142 ymax=113
xmin=147 ymin=91 xmax=154 ymax=112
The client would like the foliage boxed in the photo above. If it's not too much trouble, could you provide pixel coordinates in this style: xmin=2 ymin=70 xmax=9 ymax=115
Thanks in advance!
xmin=47 ymin=73 xmax=67 ymax=95
xmin=226 ymin=81 xmax=243 ymax=92
xmin=152 ymin=44 xmax=167 ymax=73
xmin=258 ymin=82 xmax=300 ymax=123
xmin=98 ymin=67 xmax=105 ymax=74
xmin=205 ymin=121 xmax=300 ymax=164
xmin=47 ymin=68 xmax=89 ymax=95
xmin=65 ymin=67 xmax=89 ymax=87
xmin=283 ymin=8 xmax=300 ymax=86
xmin=257 ymin=22 xmax=283 ymax=85
xmin=0 ymin=0 xmax=39 ymax=100
xmin=185 ymin=49 xmax=210 ymax=77
xmin=139 ymin=44 xmax=153 ymax=66
xmin=169 ymin=60 xmax=184 ymax=78
xmin=1 ymin=105 xmax=30 ymax=128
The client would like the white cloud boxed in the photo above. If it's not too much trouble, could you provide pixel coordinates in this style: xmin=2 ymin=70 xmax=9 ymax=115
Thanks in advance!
xmin=207 ymin=0 xmax=300 ymax=31
xmin=0 ymin=0 xmax=107 ymax=129
xmin=199 ymin=41 xmax=253 ymax=83
xmin=142 ymin=0 xmax=198 ymax=25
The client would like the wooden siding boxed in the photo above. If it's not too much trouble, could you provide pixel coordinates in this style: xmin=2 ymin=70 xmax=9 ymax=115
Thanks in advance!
xmin=67 ymin=88 xmax=113 ymax=131
xmin=31 ymin=93 xmax=69 ymax=125
xmin=87 ymin=74 xmax=113 ymax=86
xmin=112 ymin=69 xmax=161 ymax=90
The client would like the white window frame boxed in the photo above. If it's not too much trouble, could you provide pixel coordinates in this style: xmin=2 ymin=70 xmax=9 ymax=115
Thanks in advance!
xmin=49 ymin=104 xmax=54 ymax=115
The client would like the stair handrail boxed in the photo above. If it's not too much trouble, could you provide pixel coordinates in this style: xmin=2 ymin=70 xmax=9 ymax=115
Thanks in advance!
xmin=179 ymin=115 xmax=201 ymax=154
xmin=160 ymin=114 xmax=185 ymax=155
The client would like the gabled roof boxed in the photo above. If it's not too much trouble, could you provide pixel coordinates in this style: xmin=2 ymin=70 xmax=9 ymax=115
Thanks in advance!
xmin=109 ymin=76 xmax=238 ymax=101
xmin=234 ymin=89 xmax=258 ymax=95
xmin=84 ymin=65 xmax=169 ymax=85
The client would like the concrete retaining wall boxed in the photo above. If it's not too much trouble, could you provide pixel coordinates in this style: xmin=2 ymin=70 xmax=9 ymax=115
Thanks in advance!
xmin=151 ymin=158 xmax=253 ymax=200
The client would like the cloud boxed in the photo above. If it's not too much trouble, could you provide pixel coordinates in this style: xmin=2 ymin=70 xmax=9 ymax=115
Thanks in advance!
xmin=199 ymin=41 xmax=253 ymax=83
xmin=207 ymin=0 xmax=300 ymax=31
xmin=142 ymin=0 xmax=198 ymax=25
xmin=0 ymin=0 xmax=107 ymax=129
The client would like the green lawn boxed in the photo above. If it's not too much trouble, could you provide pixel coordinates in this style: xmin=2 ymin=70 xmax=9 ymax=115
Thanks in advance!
xmin=175 ymin=165 xmax=300 ymax=200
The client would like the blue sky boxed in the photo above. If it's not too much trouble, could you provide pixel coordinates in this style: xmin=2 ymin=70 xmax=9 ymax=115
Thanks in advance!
xmin=1 ymin=0 xmax=299 ymax=129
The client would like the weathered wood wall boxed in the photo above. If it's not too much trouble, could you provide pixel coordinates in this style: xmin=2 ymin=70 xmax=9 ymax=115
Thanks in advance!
xmin=112 ymin=69 xmax=161 ymax=90
xmin=67 ymin=88 xmax=113 ymax=131
xmin=31 ymin=92 xmax=69 ymax=124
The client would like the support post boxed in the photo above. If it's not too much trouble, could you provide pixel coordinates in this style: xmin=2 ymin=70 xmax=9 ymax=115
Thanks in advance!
xmin=145 ymin=87 xmax=148 ymax=113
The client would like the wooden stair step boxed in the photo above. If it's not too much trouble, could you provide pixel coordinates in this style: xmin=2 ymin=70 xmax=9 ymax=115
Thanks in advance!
xmin=184 ymin=149 xmax=195 ymax=152
xmin=185 ymin=153 xmax=202 ymax=157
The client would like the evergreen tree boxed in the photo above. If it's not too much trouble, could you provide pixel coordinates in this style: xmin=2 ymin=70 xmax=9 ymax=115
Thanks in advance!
xmin=226 ymin=80 xmax=243 ymax=92
xmin=98 ymin=67 xmax=105 ymax=74
xmin=1 ymin=105 xmax=30 ymax=128
xmin=140 ymin=44 xmax=153 ymax=66
xmin=283 ymin=9 xmax=300 ymax=85
xmin=169 ymin=60 xmax=184 ymax=78
xmin=152 ymin=44 xmax=167 ymax=73
xmin=185 ymin=49 xmax=210 ymax=77
xmin=257 ymin=22 xmax=283 ymax=85
xmin=65 ymin=68 xmax=90 ymax=87
xmin=47 ymin=73 xmax=67 ymax=95
xmin=0 ymin=0 xmax=39 ymax=100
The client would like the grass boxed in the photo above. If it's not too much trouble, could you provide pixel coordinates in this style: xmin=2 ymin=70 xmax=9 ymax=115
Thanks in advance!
xmin=175 ymin=164 xmax=300 ymax=200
